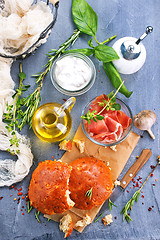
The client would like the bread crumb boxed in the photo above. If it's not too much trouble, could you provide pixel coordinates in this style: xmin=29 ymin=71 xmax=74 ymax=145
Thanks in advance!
xmin=59 ymin=140 xmax=72 ymax=152
xmin=73 ymin=139 xmax=85 ymax=153
xmin=75 ymin=214 xmax=92 ymax=227
xmin=110 ymin=145 xmax=117 ymax=152
xmin=114 ymin=180 xmax=120 ymax=187
xmin=59 ymin=214 xmax=73 ymax=238
xmin=102 ymin=214 xmax=113 ymax=226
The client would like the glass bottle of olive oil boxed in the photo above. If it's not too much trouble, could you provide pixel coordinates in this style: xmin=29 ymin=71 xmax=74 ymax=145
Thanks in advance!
xmin=32 ymin=97 xmax=76 ymax=142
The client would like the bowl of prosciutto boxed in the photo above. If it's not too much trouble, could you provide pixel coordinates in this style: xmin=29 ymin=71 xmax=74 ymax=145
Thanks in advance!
xmin=81 ymin=94 xmax=133 ymax=146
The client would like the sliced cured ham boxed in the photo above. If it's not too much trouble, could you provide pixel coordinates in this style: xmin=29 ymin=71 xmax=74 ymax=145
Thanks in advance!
xmin=87 ymin=119 xmax=109 ymax=135
xmin=85 ymin=95 xmax=132 ymax=143
xmin=90 ymin=94 xmax=108 ymax=114
xmin=116 ymin=111 xmax=132 ymax=129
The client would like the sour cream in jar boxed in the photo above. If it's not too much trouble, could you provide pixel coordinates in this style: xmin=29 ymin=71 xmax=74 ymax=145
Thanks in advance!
xmin=50 ymin=53 xmax=96 ymax=96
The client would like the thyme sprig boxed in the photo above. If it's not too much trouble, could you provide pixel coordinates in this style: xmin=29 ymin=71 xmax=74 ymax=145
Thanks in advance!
xmin=121 ymin=156 xmax=160 ymax=223
xmin=81 ymin=80 xmax=124 ymax=124
xmin=3 ymin=63 xmax=30 ymax=154
xmin=85 ymin=187 xmax=93 ymax=200
xmin=18 ymin=81 xmax=42 ymax=130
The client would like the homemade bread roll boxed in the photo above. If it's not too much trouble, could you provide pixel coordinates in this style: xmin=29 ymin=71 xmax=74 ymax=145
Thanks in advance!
xmin=29 ymin=160 xmax=75 ymax=215
xmin=69 ymin=157 xmax=113 ymax=210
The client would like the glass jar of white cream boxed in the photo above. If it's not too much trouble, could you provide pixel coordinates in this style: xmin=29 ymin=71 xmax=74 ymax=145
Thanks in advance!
xmin=50 ymin=52 xmax=96 ymax=96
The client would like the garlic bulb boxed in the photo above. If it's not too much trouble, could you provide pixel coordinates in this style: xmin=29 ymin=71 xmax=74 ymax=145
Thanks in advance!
xmin=133 ymin=110 xmax=157 ymax=139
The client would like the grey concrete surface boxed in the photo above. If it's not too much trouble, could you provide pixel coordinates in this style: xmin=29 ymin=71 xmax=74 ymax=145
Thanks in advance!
xmin=0 ymin=0 xmax=160 ymax=239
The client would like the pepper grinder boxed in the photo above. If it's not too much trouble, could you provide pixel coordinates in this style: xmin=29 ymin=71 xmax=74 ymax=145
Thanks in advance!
xmin=112 ymin=26 xmax=153 ymax=74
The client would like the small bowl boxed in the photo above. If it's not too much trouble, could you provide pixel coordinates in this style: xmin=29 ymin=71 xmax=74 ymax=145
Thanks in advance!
xmin=50 ymin=52 xmax=96 ymax=96
xmin=81 ymin=97 xmax=133 ymax=147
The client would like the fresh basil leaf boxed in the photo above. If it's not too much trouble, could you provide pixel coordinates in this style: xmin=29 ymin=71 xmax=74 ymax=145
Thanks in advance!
xmin=19 ymin=72 xmax=26 ymax=80
xmin=72 ymin=0 xmax=98 ymax=36
xmin=94 ymin=45 xmax=119 ymax=62
xmin=96 ymin=115 xmax=104 ymax=120
xmin=64 ymin=48 xmax=94 ymax=56
xmin=103 ymin=62 xmax=133 ymax=98
xmin=88 ymin=38 xmax=94 ymax=48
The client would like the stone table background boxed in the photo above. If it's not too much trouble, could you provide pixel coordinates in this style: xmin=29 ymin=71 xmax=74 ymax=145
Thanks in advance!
xmin=0 ymin=0 xmax=160 ymax=239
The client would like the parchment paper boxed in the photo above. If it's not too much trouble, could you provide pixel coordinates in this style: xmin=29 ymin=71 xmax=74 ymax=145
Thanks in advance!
xmin=45 ymin=124 xmax=140 ymax=232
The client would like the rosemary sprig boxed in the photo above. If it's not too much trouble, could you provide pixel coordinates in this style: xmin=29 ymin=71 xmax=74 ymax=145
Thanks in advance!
xmin=108 ymin=199 xmax=117 ymax=211
xmin=81 ymin=80 xmax=124 ymax=124
xmin=3 ymin=63 xmax=29 ymax=154
xmin=27 ymin=200 xmax=41 ymax=223
xmin=94 ymin=213 xmax=103 ymax=223
xmin=85 ymin=187 xmax=93 ymax=200
xmin=121 ymin=156 xmax=160 ymax=223
xmin=27 ymin=201 xmax=33 ymax=214
xmin=35 ymin=211 xmax=41 ymax=223
xmin=33 ymin=29 xmax=80 ymax=85
xmin=18 ymin=29 xmax=80 ymax=129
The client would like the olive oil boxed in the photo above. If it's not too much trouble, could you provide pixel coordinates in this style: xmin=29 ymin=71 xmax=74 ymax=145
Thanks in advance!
xmin=32 ymin=98 xmax=75 ymax=142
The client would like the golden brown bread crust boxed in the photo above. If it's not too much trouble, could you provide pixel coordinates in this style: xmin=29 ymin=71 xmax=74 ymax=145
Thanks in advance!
xmin=29 ymin=160 xmax=74 ymax=215
xmin=65 ymin=221 xmax=73 ymax=238
xmin=69 ymin=157 xmax=113 ymax=210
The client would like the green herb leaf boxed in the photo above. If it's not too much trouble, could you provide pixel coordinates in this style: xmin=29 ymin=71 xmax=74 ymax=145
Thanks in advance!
xmin=88 ymin=38 xmax=94 ymax=48
xmin=98 ymin=102 xmax=105 ymax=107
xmin=110 ymin=97 xmax=116 ymax=103
xmin=94 ymin=213 xmax=103 ymax=223
xmin=64 ymin=48 xmax=94 ymax=56
xmin=27 ymin=201 xmax=33 ymax=214
xmin=85 ymin=187 xmax=93 ymax=200
xmin=19 ymin=72 xmax=26 ymax=80
xmin=121 ymin=190 xmax=140 ymax=222
xmin=107 ymin=91 xmax=114 ymax=99
xmin=136 ymin=191 xmax=140 ymax=202
xmin=93 ymin=117 xmax=97 ymax=123
xmin=35 ymin=211 xmax=41 ymax=223
xmin=96 ymin=115 xmax=104 ymax=120
xmin=72 ymin=0 xmax=98 ymax=36
xmin=103 ymin=62 xmax=133 ymax=98
xmin=112 ymin=103 xmax=121 ymax=110
xmin=94 ymin=45 xmax=119 ymax=62
xmin=126 ymin=214 xmax=133 ymax=223
xmin=108 ymin=199 xmax=117 ymax=211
